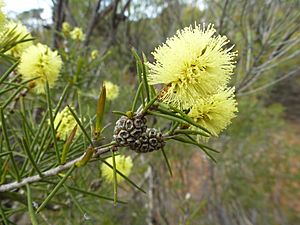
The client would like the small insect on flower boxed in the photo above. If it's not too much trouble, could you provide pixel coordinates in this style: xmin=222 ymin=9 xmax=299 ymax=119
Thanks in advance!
xmin=18 ymin=43 xmax=62 ymax=94
xmin=188 ymin=87 xmax=238 ymax=137
xmin=104 ymin=80 xmax=119 ymax=101
xmin=101 ymin=155 xmax=133 ymax=184
xmin=147 ymin=23 xmax=237 ymax=109
xmin=4 ymin=21 xmax=33 ymax=58
xmin=70 ymin=27 xmax=85 ymax=41
xmin=53 ymin=106 xmax=80 ymax=141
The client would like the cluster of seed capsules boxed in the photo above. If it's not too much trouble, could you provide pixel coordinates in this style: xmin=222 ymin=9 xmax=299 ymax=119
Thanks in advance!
xmin=113 ymin=114 xmax=165 ymax=153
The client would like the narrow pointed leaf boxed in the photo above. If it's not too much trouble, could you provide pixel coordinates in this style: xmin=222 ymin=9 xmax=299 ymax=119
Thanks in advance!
xmin=26 ymin=184 xmax=38 ymax=225
xmin=61 ymin=125 xmax=78 ymax=164
xmin=67 ymin=105 xmax=93 ymax=146
xmin=94 ymin=84 xmax=106 ymax=138
xmin=36 ymin=165 xmax=76 ymax=213
xmin=111 ymin=150 xmax=118 ymax=205
xmin=45 ymin=81 xmax=60 ymax=163
xmin=0 ymin=60 xmax=19 ymax=85
xmin=161 ymin=148 xmax=173 ymax=177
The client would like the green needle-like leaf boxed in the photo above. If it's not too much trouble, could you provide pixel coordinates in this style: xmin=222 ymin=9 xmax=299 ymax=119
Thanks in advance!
xmin=131 ymin=48 xmax=145 ymax=106
xmin=142 ymin=52 xmax=150 ymax=101
xmin=26 ymin=184 xmax=38 ymax=225
xmin=111 ymin=150 xmax=118 ymax=205
xmin=172 ymin=136 xmax=217 ymax=163
xmin=36 ymin=165 xmax=76 ymax=213
xmin=45 ymin=81 xmax=60 ymax=163
xmin=112 ymin=111 xmax=127 ymax=116
xmin=68 ymin=105 xmax=94 ymax=146
xmin=94 ymin=85 xmax=106 ymax=138
xmin=43 ymin=180 xmax=126 ymax=203
xmin=158 ymin=103 xmax=212 ymax=135
xmin=63 ymin=184 xmax=93 ymax=225
xmin=103 ymin=159 xmax=146 ymax=194
xmin=142 ymin=95 xmax=159 ymax=113
xmin=61 ymin=125 xmax=77 ymax=164
xmin=0 ymin=107 xmax=20 ymax=181
xmin=54 ymin=83 xmax=70 ymax=116
xmin=161 ymin=148 xmax=173 ymax=177
xmin=22 ymin=139 xmax=43 ymax=177
xmin=174 ymin=129 xmax=210 ymax=137
xmin=0 ymin=204 xmax=9 ymax=225
xmin=0 ymin=60 xmax=19 ymax=85
xmin=132 ymin=82 xmax=143 ymax=112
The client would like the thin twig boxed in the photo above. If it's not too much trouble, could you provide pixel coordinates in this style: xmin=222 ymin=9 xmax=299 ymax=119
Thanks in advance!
xmin=0 ymin=146 xmax=111 ymax=192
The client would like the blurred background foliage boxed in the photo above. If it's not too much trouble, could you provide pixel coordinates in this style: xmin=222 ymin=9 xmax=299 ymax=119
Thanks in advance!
xmin=1 ymin=0 xmax=300 ymax=224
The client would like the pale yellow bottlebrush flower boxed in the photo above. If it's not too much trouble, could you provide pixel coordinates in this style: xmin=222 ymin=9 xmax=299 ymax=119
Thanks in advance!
xmin=62 ymin=22 xmax=71 ymax=35
xmin=70 ymin=27 xmax=85 ymax=41
xmin=90 ymin=49 xmax=99 ymax=60
xmin=18 ymin=43 xmax=62 ymax=94
xmin=147 ymin=23 xmax=237 ymax=109
xmin=4 ymin=21 xmax=33 ymax=57
xmin=0 ymin=0 xmax=6 ymax=29
xmin=104 ymin=80 xmax=119 ymax=100
xmin=53 ymin=106 xmax=80 ymax=141
xmin=188 ymin=87 xmax=238 ymax=137
xmin=101 ymin=155 xmax=133 ymax=183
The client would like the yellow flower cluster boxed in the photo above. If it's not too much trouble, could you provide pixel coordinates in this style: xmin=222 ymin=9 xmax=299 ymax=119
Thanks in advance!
xmin=188 ymin=88 xmax=238 ymax=136
xmin=70 ymin=27 xmax=85 ymax=41
xmin=61 ymin=22 xmax=85 ymax=42
xmin=148 ymin=23 xmax=238 ymax=136
xmin=4 ymin=21 xmax=33 ymax=57
xmin=0 ymin=0 xmax=6 ymax=28
xmin=0 ymin=5 xmax=62 ymax=94
xmin=53 ymin=106 xmax=79 ymax=141
xmin=90 ymin=49 xmax=99 ymax=60
xmin=104 ymin=80 xmax=119 ymax=100
xmin=18 ymin=43 xmax=62 ymax=94
xmin=101 ymin=155 xmax=133 ymax=183
xmin=62 ymin=22 xmax=71 ymax=35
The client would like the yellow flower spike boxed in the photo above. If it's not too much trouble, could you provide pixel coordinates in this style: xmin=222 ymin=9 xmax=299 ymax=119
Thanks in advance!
xmin=62 ymin=22 xmax=71 ymax=35
xmin=188 ymin=87 xmax=238 ymax=137
xmin=91 ymin=50 xmax=99 ymax=60
xmin=147 ymin=23 xmax=237 ymax=109
xmin=18 ymin=43 xmax=62 ymax=94
xmin=70 ymin=27 xmax=85 ymax=41
xmin=103 ymin=80 xmax=119 ymax=101
xmin=0 ymin=0 xmax=6 ymax=29
xmin=4 ymin=21 xmax=33 ymax=58
xmin=101 ymin=155 xmax=133 ymax=184
xmin=53 ymin=106 xmax=80 ymax=141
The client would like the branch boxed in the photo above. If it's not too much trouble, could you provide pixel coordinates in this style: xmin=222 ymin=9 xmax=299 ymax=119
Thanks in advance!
xmin=52 ymin=0 xmax=67 ymax=48
xmin=0 ymin=146 xmax=111 ymax=192
xmin=218 ymin=0 xmax=230 ymax=33
xmin=237 ymin=68 xmax=300 ymax=96
xmin=83 ymin=0 xmax=114 ymax=46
